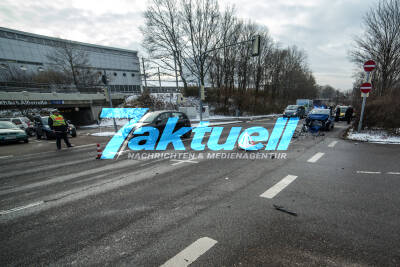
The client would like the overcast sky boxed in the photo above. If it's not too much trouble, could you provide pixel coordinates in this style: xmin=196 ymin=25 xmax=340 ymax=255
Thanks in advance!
xmin=0 ymin=0 xmax=377 ymax=90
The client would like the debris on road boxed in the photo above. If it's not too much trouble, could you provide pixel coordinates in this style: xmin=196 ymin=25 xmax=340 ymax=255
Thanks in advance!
xmin=273 ymin=204 xmax=298 ymax=216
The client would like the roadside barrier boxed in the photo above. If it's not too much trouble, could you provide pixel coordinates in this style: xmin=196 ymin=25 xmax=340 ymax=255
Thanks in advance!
xmin=96 ymin=143 xmax=102 ymax=159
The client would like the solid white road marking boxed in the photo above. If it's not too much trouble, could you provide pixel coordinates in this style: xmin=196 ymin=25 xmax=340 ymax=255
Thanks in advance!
xmin=307 ymin=152 xmax=325 ymax=163
xmin=356 ymin=171 xmax=382 ymax=174
xmin=387 ymin=172 xmax=400 ymax=175
xmin=160 ymin=237 xmax=218 ymax=267
xmin=0 ymin=155 xmax=13 ymax=159
xmin=328 ymin=141 xmax=338 ymax=148
xmin=72 ymin=143 xmax=97 ymax=149
xmin=170 ymin=159 xmax=198 ymax=166
xmin=260 ymin=175 xmax=298 ymax=199
xmin=0 ymin=201 xmax=44 ymax=215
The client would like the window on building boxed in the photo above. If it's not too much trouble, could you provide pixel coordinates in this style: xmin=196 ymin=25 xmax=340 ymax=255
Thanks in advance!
xmin=113 ymin=72 xmax=117 ymax=76
xmin=131 ymin=73 xmax=135 ymax=77
xmin=123 ymin=73 xmax=126 ymax=77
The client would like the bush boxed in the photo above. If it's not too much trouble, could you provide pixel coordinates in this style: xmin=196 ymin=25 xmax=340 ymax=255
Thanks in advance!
xmin=354 ymin=94 xmax=400 ymax=131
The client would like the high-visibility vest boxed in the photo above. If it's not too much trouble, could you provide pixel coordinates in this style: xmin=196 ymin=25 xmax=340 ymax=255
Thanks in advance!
xmin=50 ymin=114 xmax=66 ymax=127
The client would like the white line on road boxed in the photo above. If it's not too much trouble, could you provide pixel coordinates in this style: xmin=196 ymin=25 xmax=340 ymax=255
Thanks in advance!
xmin=328 ymin=141 xmax=338 ymax=148
xmin=170 ymin=159 xmax=198 ymax=166
xmin=387 ymin=172 xmax=400 ymax=175
xmin=160 ymin=237 xmax=218 ymax=267
xmin=260 ymin=175 xmax=298 ymax=199
xmin=71 ymin=143 xmax=97 ymax=149
xmin=356 ymin=171 xmax=382 ymax=174
xmin=0 ymin=155 xmax=13 ymax=159
xmin=0 ymin=201 xmax=44 ymax=215
xmin=307 ymin=152 xmax=325 ymax=163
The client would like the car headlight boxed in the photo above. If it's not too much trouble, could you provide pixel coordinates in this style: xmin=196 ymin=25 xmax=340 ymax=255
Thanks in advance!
xmin=44 ymin=125 xmax=50 ymax=130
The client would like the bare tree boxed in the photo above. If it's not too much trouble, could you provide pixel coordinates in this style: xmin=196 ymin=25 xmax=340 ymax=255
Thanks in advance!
xmin=141 ymin=0 xmax=189 ymax=88
xmin=350 ymin=0 xmax=400 ymax=96
xmin=180 ymin=0 xmax=221 ymax=85
xmin=47 ymin=41 xmax=99 ymax=88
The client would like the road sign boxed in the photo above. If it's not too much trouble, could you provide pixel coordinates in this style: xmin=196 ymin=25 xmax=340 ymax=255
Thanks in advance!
xmin=363 ymin=60 xmax=376 ymax=72
xmin=360 ymin=82 xmax=372 ymax=94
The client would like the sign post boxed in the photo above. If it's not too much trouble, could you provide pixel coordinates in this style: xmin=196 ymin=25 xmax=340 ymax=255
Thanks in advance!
xmin=357 ymin=60 xmax=375 ymax=132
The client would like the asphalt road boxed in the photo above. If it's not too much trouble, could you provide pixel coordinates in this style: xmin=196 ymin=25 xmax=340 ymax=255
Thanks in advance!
xmin=1 ymin=118 xmax=400 ymax=266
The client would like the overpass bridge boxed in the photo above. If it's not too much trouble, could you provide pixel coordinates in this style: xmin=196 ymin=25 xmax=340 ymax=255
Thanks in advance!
xmin=0 ymin=82 xmax=183 ymax=125
xmin=0 ymin=87 xmax=127 ymax=125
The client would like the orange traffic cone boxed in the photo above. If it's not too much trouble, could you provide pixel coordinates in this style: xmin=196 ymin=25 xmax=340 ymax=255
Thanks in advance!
xmin=96 ymin=143 xmax=102 ymax=159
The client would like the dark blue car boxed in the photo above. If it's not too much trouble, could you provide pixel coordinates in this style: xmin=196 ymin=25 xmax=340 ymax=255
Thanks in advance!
xmin=305 ymin=108 xmax=335 ymax=131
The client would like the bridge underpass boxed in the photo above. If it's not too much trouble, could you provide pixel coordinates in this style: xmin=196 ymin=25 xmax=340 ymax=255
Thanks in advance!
xmin=0 ymin=90 xmax=126 ymax=125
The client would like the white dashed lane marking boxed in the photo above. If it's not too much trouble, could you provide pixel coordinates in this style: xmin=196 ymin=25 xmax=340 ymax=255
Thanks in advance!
xmin=160 ymin=237 xmax=218 ymax=267
xmin=328 ymin=141 xmax=338 ymax=148
xmin=260 ymin=175 xmax=298 ymax=199
xmin=0 ymin=201 xmax=44 ymax=215
xmin=307 ymin=152 xmax=325 ymax=163
xmin=356 ymin=171 xmax=400 ymax=175
xmin=170 ymin=159 xmax=198 ymax=166
xmin=356 ymin=171 xmax=381 ymax=174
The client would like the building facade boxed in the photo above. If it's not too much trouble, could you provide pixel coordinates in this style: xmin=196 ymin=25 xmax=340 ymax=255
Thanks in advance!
xmin=0 ymin=27 xmax=141 ymax=94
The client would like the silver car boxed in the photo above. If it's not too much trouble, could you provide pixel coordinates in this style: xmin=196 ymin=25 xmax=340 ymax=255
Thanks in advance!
xmin=0 ymin=121 xmax=29 ymax=143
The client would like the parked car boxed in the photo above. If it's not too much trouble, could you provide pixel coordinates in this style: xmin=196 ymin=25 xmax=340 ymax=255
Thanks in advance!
xmin=0 ymin=117 xmax=35 ymax=136
xmin=0 ymin=121 xmax=29 ymax=143
xmin=34 ymin=116 xmax=77 ymax=139
xmin=283 ymin=105 xmax=306 ymax=118
xmin=305 ymin=108 xmax=335 ymax=131
xmin=130 ymin=111 xmax=192 ymax=143
xmin=335 ymin=106 xmax=348 ymax=121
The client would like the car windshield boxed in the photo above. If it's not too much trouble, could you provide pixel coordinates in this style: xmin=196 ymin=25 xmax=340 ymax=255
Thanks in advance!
xmin=0 ymin=121 xmax=18 ymax=129
xmin=310 ymin=109 xmax=330 ymax=115
xmin=340 ymin=107 xmax=348 ymax=112
xmin=139 ymin=112 xmax=159 ymax=123
xmin=286 ymin=105 xmax=298 ymax=110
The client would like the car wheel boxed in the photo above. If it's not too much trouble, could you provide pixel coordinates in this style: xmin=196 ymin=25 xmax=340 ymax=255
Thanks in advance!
xmin=71 ymin=130 xmax=77 ymax=137
xmin=44 ymin=132 xmax=49 ymax=140
xmin=36 ymin=133 xmax=41 ymax=140
xmin=24 ymin=139 xmax=29 ymax=143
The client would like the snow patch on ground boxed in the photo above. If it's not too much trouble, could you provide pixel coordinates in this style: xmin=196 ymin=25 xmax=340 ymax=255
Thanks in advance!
xmin=347 ymin=129 xmax=400 ymax=144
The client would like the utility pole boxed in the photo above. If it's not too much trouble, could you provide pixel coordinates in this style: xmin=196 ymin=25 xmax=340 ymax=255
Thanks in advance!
xmin=142 ymin=57 xmax=147 ymax=91
xmin=102 ymin=70 xmax=118 ymax=132
xmin=197 ymin=56 xmax=203 ymax=121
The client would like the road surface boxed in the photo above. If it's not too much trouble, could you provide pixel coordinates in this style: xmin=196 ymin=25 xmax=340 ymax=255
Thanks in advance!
xmin=1 ymin=118 xmax=399 ymax=266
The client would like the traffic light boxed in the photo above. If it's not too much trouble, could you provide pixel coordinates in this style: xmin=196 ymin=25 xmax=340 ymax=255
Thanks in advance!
xmin=101 ymin=74 xmax=108 ymax=85
xmin=251 ymin=35 xmax=261 ymax=57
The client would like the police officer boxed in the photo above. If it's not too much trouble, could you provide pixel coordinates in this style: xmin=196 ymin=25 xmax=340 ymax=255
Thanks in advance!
xmin=345 ymin=106 xmax=354 ymax=124
xmin=48 ymin=109 xmax=73 ymax=150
